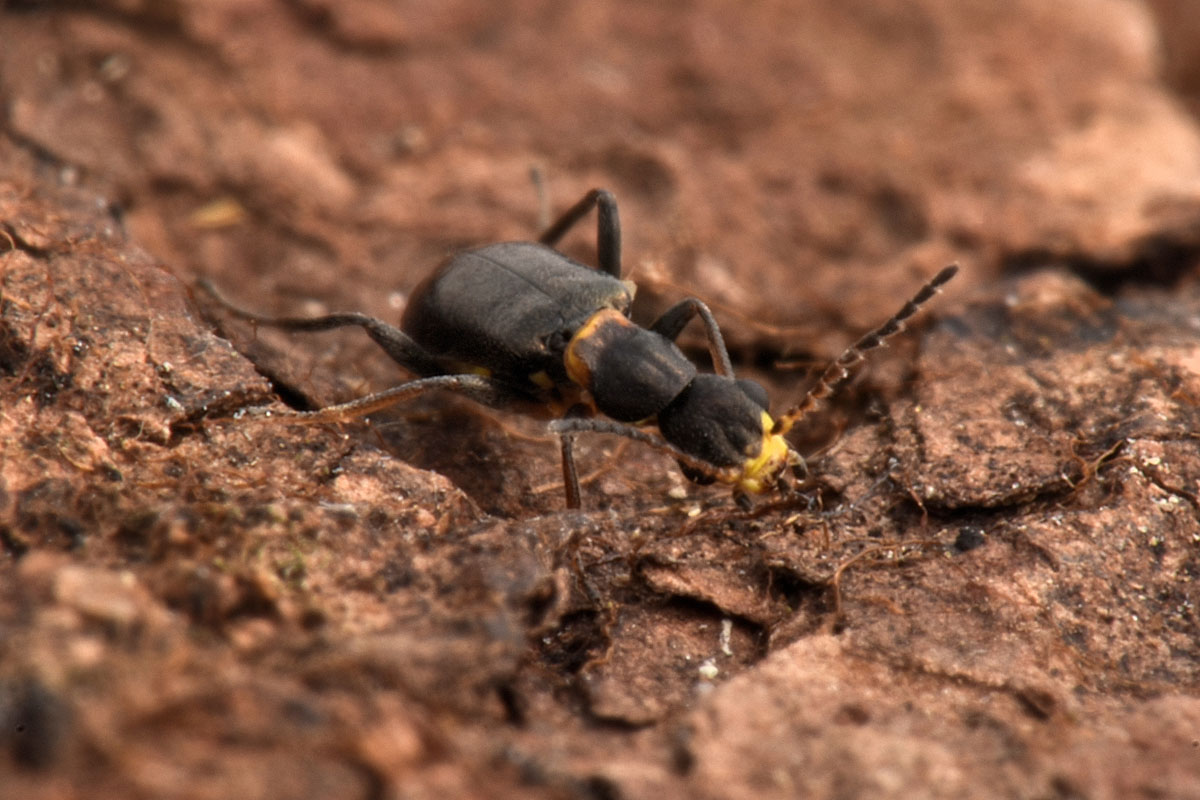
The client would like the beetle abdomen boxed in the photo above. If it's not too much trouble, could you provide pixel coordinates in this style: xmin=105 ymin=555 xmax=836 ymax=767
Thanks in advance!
xmin=402 ymin=242 xmax=633 ymax=388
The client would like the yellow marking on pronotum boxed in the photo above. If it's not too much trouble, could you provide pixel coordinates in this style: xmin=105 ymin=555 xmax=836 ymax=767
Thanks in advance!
xmin=563 ymin=308 xmax=630 ymax=388
xmin=736 ymin=411 xmax=792 ymax=494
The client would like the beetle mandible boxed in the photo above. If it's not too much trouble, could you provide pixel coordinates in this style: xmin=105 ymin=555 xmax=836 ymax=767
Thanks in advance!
xmin=199 ymin=189 xmax=956 ymax=509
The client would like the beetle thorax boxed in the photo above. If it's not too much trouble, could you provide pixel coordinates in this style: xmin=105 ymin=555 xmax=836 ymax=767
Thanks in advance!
xmin=563 ymin=309 xmax=697 ymax=422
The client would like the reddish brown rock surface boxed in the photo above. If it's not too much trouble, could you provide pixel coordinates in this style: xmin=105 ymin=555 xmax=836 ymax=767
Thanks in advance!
xmin=2 ymin=2 xmax=1200 ymax=798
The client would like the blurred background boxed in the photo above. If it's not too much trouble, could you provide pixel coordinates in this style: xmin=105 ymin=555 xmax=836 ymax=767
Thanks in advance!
xmin=5 ymin=0 xmax=1200 ymax=347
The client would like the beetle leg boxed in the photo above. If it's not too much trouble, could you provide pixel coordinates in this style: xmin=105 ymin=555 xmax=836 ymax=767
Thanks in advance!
xmin=241 ymin=374 xmax=510 ymax=424
xmin=556 ymin=404 xmax=593 ymax=509
xmin=648 ymin=297 xmax=735 ymax=377
xmin=560 ymin=432 xmax=582 ymax=510
xmin=537 ymin=188 xmax=622 ymax=279
xmin=197 ymin=279 xmax=444 ymax=376
xmin=549 ymin=417 xmax=739 ymax=488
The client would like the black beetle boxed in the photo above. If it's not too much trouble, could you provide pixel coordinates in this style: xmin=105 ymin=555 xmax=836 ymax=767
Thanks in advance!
xmin=199 ymin=189 xmax=956 ymax=509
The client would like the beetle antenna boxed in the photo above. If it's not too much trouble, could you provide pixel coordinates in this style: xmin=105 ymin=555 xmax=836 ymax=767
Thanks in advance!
xmin=773 ymin=265 xmax=958 ymax=435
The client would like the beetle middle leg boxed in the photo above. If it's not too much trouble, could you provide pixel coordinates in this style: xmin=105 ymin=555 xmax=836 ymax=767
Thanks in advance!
xmin=537 ymin=188 xmax=622 ymax=279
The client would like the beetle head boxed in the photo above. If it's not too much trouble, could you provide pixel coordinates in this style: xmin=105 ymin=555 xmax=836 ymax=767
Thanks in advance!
xmin=657 ymin=374 xmax=801 ymax=496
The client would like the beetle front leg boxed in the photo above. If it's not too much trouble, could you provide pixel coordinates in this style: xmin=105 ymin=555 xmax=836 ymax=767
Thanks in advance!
xmin=560 ymin=432 xmax=583 ymax=510
xmin=556 ymin=404 xmax=593 ymax=509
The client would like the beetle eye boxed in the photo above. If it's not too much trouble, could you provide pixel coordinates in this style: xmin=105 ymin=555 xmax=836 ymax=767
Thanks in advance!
xmin=736 ymin=378 xmax=769 ymax=411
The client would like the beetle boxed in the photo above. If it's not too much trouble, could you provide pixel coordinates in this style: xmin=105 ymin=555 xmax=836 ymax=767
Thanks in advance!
xmin=199 ymin=189 xmax=956 ymax=509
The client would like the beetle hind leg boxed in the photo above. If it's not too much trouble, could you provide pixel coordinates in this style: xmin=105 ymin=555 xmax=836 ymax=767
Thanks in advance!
xmin=196 ymin=279 xmax=443 ymax=376
xmin=537 ymin=188 xmax=622 ymax=279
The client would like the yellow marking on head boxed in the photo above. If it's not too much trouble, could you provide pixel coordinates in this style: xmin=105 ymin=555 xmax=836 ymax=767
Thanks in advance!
xmin=736 ymin=411 xmax=792 ymax=494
